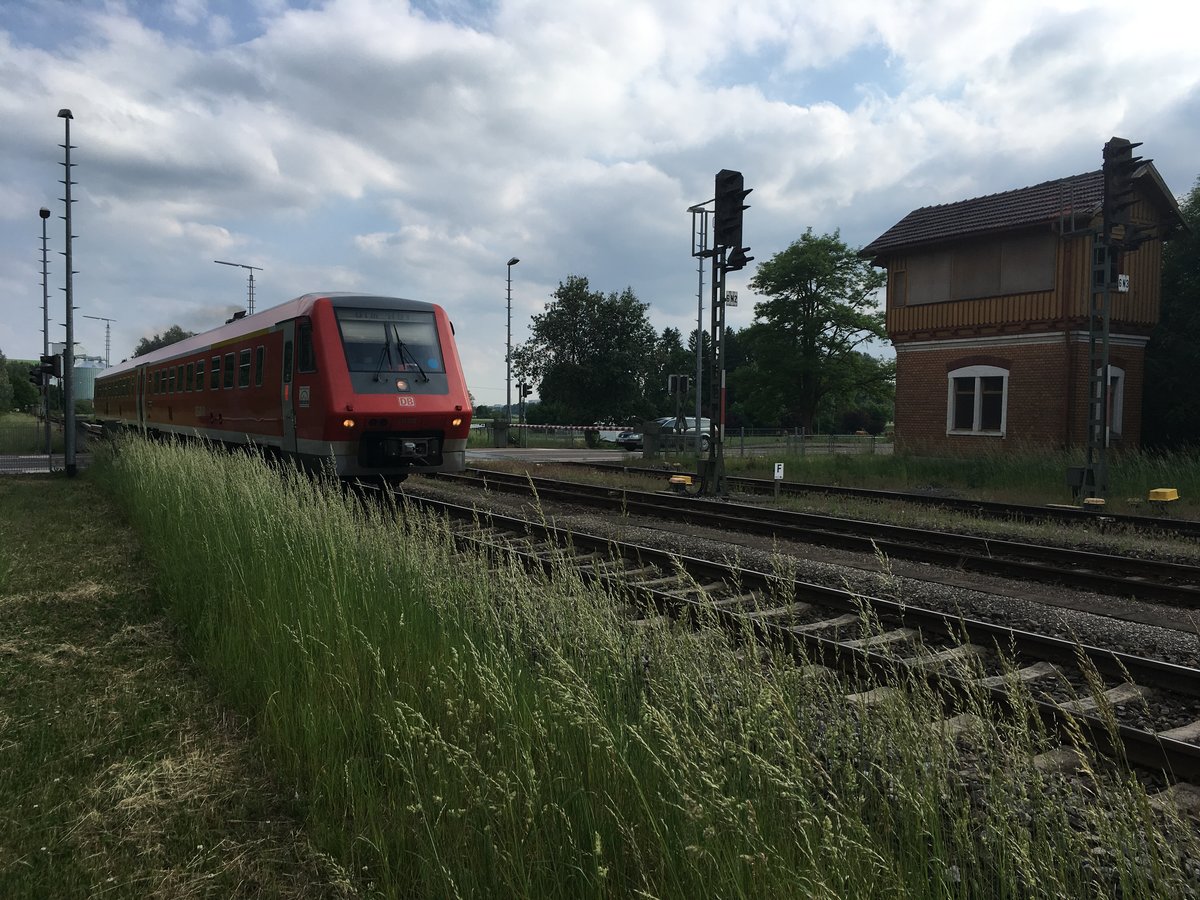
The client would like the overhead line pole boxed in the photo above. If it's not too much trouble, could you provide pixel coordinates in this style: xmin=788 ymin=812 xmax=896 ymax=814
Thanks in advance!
xmin=505 ymin=257 xmax=520 ymax=436
xmin=57 ymin=108 xmax=77 ymax=478
xmin=82 ymin=314 xmax=116 ymax=367
xmin=214 ymin=259 xmax=263 ymax=314
xmin=39 ymin=207 xmax=51 ymax=454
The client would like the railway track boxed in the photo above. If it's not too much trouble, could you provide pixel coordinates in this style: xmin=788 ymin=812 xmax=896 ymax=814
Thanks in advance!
xmin=562 ymin=460 xmax=1200 ymax=539
xmin=374 ymin=485 xmax=1200 ymax=793
xmin=444 ymin=468 xmax=1200 ymax=608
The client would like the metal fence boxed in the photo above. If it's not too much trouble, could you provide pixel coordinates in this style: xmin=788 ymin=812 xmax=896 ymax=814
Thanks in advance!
xmin=722 ymin=429 xmax=893 ymax=457
xmin=470 ymin=423 xmax=892 ymax=456
xmin=0 ymin=420 xmax=90 ymax=474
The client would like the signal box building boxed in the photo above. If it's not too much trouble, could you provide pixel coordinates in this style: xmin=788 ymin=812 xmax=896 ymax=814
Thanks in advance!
xmin=862 ymin=163 xmax=1183 ymax=454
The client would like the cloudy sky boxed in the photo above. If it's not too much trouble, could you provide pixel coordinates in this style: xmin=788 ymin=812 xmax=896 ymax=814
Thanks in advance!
xmin=2 ymin=0 xmax=1198 ymax=408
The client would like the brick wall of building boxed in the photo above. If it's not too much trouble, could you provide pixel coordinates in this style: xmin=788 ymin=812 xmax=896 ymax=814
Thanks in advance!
xmin=894 ymin=336 xmax=1145 ymax=454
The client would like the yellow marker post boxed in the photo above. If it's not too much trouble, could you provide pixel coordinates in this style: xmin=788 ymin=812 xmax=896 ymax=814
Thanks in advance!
xmin=1148 ymin=488 xmax=1179 ymax=515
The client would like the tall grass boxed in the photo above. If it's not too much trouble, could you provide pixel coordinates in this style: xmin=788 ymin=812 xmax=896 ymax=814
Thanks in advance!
xmin=93 ymin=439 xmax=1197 ymax=898
xmin=0 ymin=412 xmax=63 ymax=453
xmin=726 ymin=447 xmax=1200 ymax=513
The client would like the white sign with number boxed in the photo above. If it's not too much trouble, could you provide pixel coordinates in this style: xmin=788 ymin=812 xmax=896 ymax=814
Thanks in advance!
xmin=1117 ymin=274 xmax=1130 ymax=293
xmin=725 ymin=290 xmax=738 ymax=307
xmin=774 ymin=462 xmax=784 ymax=481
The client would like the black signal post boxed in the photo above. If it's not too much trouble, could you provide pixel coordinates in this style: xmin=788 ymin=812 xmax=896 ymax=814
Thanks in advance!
xmin=1083 ymin=137 xmax=1154 ymax=501
xmin=690 ymin=169 xmax=753 ymax=496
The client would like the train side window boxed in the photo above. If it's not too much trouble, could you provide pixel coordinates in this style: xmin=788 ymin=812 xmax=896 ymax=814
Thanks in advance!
xmin=255 ymin=345 xmax=265 ymax=387
xmin=283 ymin=340 xmax=293 ymax=385
xmin=238 ymin=349 xmax=251 ymax=388
xmin=169 ymin=367 xmax=176 ymax=393
xmin=223 ymin=352 xmax=235 ymax=389
xmin=210 ymin=356 xmax=220 ymax=389
xmin=177 ymin=364 xmax=184 ymax=392
xmin=196 ymin=358 xmax=205 ymax=389
xmin=297 ymin=321 xmax=316 ymax=373
xmin=186 ymin=362 xmax=195 ymax=392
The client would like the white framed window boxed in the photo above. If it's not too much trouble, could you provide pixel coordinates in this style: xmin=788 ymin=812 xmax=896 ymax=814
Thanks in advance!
xmin=947 ymin=365 xmax=1008 ymax=435
xmin=1096 ymin=364 xmax=1125 ymax=440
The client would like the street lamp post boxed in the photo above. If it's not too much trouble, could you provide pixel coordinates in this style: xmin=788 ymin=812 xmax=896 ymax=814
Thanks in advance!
xmin=506 ymin=257 xmax=519 ymax=431
xmin=214 ymin=259 xmax=263 ymax=314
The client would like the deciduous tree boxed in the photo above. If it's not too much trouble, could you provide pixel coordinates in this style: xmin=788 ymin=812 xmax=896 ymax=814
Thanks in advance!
xmin=1144 ymin=177 xmax=1200 ymax=448
xmin=744 ymin=229 xmax=888 ymax=432
xmin=0 ymin=348 xmax=13 ymax=413
xmin=4 ymin=357 xmax=40 ymax=412
xmin=514 ymin=275 xmax=658 ymax=424
xmin=133 ymin=325 xmax=195 ymax=358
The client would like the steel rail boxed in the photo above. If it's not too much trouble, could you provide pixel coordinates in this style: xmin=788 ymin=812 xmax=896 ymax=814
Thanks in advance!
xmin=449 ymin=468 xmax=1200 ymax=607
xmin=561 ymin=460 xmax=1200 ymax=539
xmin=388 ymin=487 xmax=1200 ymax=782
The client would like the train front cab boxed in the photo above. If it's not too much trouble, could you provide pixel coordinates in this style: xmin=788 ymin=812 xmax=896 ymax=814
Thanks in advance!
xmin=282 ymin=296 xmax=471 ymax=480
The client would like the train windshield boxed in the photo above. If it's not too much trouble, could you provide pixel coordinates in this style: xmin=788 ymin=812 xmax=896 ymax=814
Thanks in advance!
xmin=336 ymin=308 xmax=445 ymax=374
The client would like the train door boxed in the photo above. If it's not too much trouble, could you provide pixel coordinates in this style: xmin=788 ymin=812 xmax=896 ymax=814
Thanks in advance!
xmin=280 ymin=322 xmax=297 ymax=454
xmin=136 ymin=366 xmax=147 ymax=428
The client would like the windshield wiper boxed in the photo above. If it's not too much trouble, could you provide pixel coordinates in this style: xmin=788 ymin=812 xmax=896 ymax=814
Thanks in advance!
xmin=392 ymin=324 xmax=429 ymax=383
xmin=373 ymin=326 xmax=394 ymax=382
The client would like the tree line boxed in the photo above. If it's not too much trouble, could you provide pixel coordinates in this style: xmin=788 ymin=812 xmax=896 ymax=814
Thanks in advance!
xmin=7 ymin=191 xmax=1195 ymax=448
xmin=1144 ymin=176 xmax=1200 ymax=448
xmin=508 ymin=229 xmax=894 ymax=434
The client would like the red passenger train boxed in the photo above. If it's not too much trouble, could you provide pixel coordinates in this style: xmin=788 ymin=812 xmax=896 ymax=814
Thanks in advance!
xmin=94 ymin=292 xmax=472 ymax=480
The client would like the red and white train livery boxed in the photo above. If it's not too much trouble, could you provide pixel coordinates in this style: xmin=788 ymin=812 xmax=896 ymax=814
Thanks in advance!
xmin=94 ymin=292 xmax=472 ymax=480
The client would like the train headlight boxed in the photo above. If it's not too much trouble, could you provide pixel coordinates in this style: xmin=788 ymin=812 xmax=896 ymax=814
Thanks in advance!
xmin=451 ymin=417 xmax=463 ymax=427
xmin=342 ymin=418 xmax=356 ymax=428
xmin=396 ymin=379 xmax=409 ymax=391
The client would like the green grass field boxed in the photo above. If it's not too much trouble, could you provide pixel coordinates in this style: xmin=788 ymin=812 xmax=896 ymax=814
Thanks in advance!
xmin=724 ymin=448 xmax=1198 ymax=515
xmin=54 ymin=437 xmax=1196 ymax=898
xmin=0 ymin=412 xmax=63 ymax=454
xmin=0 ymin=473 xmax=349 ymax=898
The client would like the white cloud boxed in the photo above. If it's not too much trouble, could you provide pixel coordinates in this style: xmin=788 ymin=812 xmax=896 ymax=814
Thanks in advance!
xmin=1 ymin=0 xmax=1197 ymax=401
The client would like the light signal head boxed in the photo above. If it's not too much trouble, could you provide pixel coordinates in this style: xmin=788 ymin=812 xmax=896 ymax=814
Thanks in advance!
xmin=1102 ymin=137 xmax=1150 ymax=238
xmin=714 ymin=169 xmax=751 ymax=246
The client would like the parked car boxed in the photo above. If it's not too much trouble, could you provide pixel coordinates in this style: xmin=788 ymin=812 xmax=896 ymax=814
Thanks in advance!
xmin=617 ymin=416 xmax=711 ymax=452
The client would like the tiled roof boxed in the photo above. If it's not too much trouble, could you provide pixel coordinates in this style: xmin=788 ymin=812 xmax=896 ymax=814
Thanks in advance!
xmin=861 ymin=170 xmax=1104 ymax=259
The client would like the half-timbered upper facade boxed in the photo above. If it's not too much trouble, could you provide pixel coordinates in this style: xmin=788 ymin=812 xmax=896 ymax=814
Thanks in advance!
xmin=862 ymin=161 xmax=1183 ymax=454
